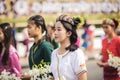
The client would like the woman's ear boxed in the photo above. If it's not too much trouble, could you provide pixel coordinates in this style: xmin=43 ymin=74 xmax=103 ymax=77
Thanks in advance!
xmin=67 ymin=31 xmax=72 ymax=37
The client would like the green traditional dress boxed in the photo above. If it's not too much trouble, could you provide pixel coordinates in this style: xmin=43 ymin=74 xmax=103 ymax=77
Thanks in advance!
xmin=51 ymin=38 xmax=59 ymax=49
xmin=28 ymin=39 xmax=53 ymax=69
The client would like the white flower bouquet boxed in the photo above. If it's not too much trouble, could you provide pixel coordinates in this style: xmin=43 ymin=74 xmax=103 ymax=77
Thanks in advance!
xmin=23 ymin=60 xmax=53 ymax=80
xmin=107 ymin=49 xmax=120 ymax=77
xmin=0 ymin=69 xmax=21 ymax=80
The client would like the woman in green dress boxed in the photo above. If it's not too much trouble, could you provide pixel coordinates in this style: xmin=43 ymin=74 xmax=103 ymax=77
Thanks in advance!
xmin=47 ymin=24 xmax=59 ymax=49
xmin=27 ymin=15 xmax=53 ymax=69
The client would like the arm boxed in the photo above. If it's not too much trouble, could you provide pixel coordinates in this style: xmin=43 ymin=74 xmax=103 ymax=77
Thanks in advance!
xmin=78 ymin=72 xmax=87 ymax=80
xmin=72 ymin=49 xmax=87 ymax=80
xmin=97 ymin=59 xmax=108 ymax=67
xmin=96 ymin=52 xmax=104 ymax=67
xmin=116 ymin=37 xmax=120 ymax=57
xmin=96 ymin=52 xmax=108 ymax=67
xmin=97 ymin=38 xmax=108 ymax=67
xmin=10 ymin=52 xmax=22 ymax=76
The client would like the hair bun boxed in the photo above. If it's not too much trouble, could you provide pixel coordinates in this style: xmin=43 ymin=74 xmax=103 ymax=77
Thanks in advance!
xmin=73 ymin=17 xmax=81 ymax=28
xmin=112 ymin=18 xmax=118 ymax=29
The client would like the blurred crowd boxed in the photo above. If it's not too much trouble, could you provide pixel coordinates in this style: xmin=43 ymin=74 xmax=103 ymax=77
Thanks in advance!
xmin=0 ymin=0 xmax=120 ymax=18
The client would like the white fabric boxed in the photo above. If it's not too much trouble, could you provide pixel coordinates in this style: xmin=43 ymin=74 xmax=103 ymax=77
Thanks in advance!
xmin=14 ymin=0 xmax=29 ymax=15
xmin=0 ymin=1 xmax=5 ymax=14
xmin=50 ymin=48 xmax=87 ymax=80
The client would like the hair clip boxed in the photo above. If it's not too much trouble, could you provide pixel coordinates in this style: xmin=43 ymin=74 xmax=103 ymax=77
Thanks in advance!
xmin=4 ymin=26 xmax=8 ymax=30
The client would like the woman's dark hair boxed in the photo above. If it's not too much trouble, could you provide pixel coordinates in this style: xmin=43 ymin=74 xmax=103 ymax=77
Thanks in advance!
xmin=102 ymin=18 xmax=115 ymax=29
xmin=112 ymin=18 xmax=119 ymax=29
xmin=56 ymin=15 xmax=80 ymax=51
xmin=0 ymin=23 xmax=13 ymax=65
xmin=28 ymin=15 xmax=51 ymax=42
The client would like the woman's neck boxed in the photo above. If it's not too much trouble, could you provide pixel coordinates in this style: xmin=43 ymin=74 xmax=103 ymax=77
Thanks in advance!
xmin=107 ymin=32 xmax=116 ymax=42
xmin=34 ymin=35 xmax=42 ymax=43
xmin=58 ymin=39 xmax=70 ymax=54
xmin=108 ymin=32 xmax=115 ymax=38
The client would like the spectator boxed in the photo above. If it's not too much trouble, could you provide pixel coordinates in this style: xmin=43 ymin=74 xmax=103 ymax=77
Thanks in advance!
xmin=22 ymin=28 xmax=30 ymax=57
xmin=47 ymin=23 xmax=59 ymax=49
xmin=11 ymin=23 xmax=17 ymax=49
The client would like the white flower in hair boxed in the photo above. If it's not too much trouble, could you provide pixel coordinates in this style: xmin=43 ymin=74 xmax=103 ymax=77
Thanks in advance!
xmin=42 ymin=31 xmax=46 ymax=37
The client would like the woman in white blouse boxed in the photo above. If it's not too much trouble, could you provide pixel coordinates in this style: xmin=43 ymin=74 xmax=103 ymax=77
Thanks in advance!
xmin=50 ymin=15 xmax=87 ymax=80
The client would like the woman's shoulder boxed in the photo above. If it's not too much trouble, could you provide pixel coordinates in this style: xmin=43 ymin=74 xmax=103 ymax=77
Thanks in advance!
xmin=41 ymin=41 xmax=53 ymax=47
xmin=102 ymin=36 xmax=107 ymax=41
xmin=51 ymin=48 xmax=58 ymax=56
xmin=102 ymin=36 xmax=108 ymax=43
xmin=9 ymin=45 xmax=18 ymax=57
xmin=114 ymin=35 xmax=120 ymax=40
xmin=9 ymin=45 xmax=17 ymax=53
xmin=70 ymin=48 xmax=85 ymax=57
xmin=114 ymin=35 xmax=120 ymax=44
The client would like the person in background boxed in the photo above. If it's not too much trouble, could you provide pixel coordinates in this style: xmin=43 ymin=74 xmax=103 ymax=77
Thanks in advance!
xmin=27 ymin=15 xmax=53 ymax=69
xmin=50 ymin=14 xmax=87 ymax=80
xmin=112 ymin=18 xmax=119 ymax=35
xmin=81 ymin=20 xmax=90 ymax=50
xmin=97 ymin=18 xmax=120 ymax=80
xmin=22 ymin=28 xmax=30 ymax=57
xmin=87 ymin=24 xmax=95 ymax=52
xmin=75 ymin=37 xmax=81 ymax=47
xmin=82 ymin=19 xmax=95 ymax=52
xmin=0 ymin=23 xmax=22 ymax=77
xmin=11 ymin=22 xmax=17 ymax=49
xmin=47 ymin=23 xmax=59 ymax=49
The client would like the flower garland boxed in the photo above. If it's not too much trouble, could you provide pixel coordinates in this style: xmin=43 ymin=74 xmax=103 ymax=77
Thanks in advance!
xmin=107 ymin=49 xmax=120 ymax=77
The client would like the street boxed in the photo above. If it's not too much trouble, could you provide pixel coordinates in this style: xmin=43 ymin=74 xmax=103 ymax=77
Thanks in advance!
xmin=86 ymin=59 xmax=103 ymax=80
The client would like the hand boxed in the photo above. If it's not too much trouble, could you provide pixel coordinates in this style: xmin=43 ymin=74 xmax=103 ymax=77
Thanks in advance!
xmin=102 ymin=62 xmax=108 ymax=67
xmin=20 ymin=74 xmax=31 ymax=80
xmin=97 ymin=60 xmax=103 ymax=67
xmin=97 ymin=60 xmax=108 ymax=67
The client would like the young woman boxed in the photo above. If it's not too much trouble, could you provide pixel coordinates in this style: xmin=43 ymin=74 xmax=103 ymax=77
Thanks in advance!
xmin=27 ymin=15 xmax=53 ymax=69
xmin=0 ymin=23 xmax=22 ymax=77
xmin=97 ymin=18 xmax=120 ymax=80
xmin=50 ymin=15 xmax=87 ymax=80
xmin=47 ymin=23 xmax=59 ymax=49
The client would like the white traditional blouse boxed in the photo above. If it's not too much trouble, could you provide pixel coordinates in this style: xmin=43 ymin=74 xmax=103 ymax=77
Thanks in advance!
xmin=50 ymin=48 xmax=87 ymax=80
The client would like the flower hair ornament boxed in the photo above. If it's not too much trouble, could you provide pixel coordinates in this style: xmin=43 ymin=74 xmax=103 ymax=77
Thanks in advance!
xmin=56 ymin=15 xmax=74 ymax=26
xmin=4 ymin=26 xmax=8 ymax=30
xmin=102 ymin=18 xmax=115 ymax=27
xmin=0 ymin=25 xmax=9 ymax=30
